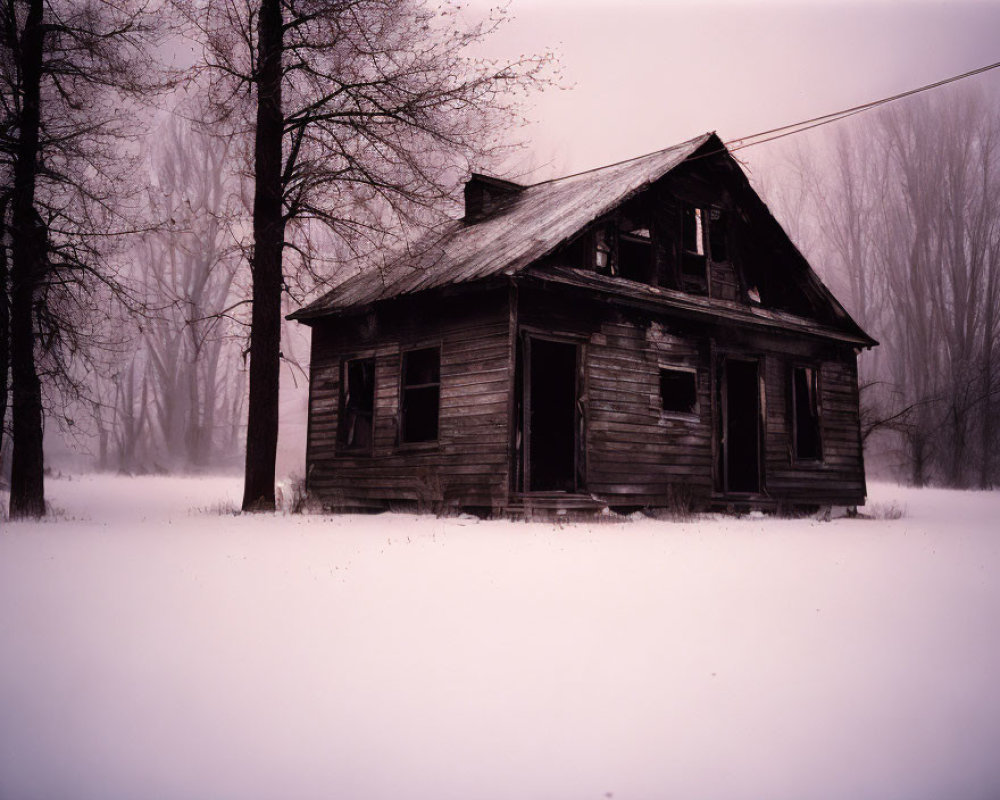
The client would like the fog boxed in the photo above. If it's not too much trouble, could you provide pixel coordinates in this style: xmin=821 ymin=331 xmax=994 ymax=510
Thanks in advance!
xmin=475 ymin=0 xmax=1000 ymax=180
xmin=9 ymin=0 xmax=1000 ymax=488
xmin=4 ymin=6 xmax=1000 ymax=796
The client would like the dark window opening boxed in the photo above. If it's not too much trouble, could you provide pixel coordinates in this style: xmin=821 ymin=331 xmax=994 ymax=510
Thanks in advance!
xmin=681 ymin=205 xmax=708 ymax=291
xmin=682 ymin=205 xmax=705 ymax=256
xmin=709 ymin=207 xmax=729 ymax=262
xmin=660 ymin=368 xmax=698 ymax=415
xmin=560 ymin=235 xmax=589 ymax=270
xmin=792 ymin=366 xmax=822 ymax=460
xmin=619 ymin=228 xmax=654 ymax=284
xmin=593 ymin=227 xmax=614 ymax=275
xmin=400 ymin=347 xmax=440 ymax=444
xmin=338 ymin=357 xmax=375 ymax=452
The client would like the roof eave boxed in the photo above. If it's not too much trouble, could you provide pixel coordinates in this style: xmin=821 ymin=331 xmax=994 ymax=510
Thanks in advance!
xmin=522 ymin=267 xmax=877 ymax=348
xmin=287 ymin=132 xmax=718 ymax=318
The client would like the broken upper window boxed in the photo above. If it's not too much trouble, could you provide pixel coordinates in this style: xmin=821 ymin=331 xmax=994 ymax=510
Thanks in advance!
xmin=338 ymin=357 xmax=375 ymax=452
xmin=593 ymin=227 xmax=614 ymax=275
xmin=679 ymin=203 xmax=730 ymax=293
xmin=618 ymin=226 xmax=654 ymax=284
xmin=680 ymin=205 xmax=708 ymax=292
xmin=400 ymin=346 xmax=441 ymax=444
xmin=709 ymin=208 xmax=729 ymax=262
xmin=660 ymin=367 xmax=698 ymax=415
xmin=792 ymin=365 xmax=822 ymax=460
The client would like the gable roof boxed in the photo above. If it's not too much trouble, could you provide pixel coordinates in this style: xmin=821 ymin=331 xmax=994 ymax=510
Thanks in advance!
xmin=290 ymin=132 xmax=715 ymax=320
xmin=289 ymin=133 xmax=876 ymax=348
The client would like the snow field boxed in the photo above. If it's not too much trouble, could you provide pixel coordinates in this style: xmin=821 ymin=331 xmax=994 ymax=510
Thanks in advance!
xmin=2 ymin=475 xmax=1000 ymax=799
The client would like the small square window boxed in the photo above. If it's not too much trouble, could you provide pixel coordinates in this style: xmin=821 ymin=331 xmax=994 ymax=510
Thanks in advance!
xmin=660 ymin=368 xmax=698 ymax=415
xmin=400 ymin=347 xmax=440 ymax=444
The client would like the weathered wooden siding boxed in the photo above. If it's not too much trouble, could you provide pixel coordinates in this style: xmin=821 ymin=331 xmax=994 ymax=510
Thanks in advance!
xmin=304 ymin=279 xmax=866 ymax=513
xmin=708 ymin=259 xmax=741 ymax=303
xmin=762 ymin=352 xmax=866 ymax=506
xmin=518 ymin=285 xmax=866 ymax=509
xmin=585 ymin=319 xmax=714 ymax=504
xmin=518 ymin=289 xmax=715 ymax=507
xmin=306 ymin=288 xmax=512 ymax=509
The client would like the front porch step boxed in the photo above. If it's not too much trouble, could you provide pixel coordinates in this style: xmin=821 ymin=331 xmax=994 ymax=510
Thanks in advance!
xmin=505 ymin=492 xmax=610 ymax=519
xmin=707 ymin=493 xmax=781 ymax=514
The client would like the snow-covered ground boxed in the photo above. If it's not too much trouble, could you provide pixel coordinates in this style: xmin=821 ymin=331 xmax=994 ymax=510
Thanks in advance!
xmin=2 ymin=476 xmax=999 ymax=800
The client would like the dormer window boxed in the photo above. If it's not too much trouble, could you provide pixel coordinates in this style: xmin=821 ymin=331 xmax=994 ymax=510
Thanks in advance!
xmin=680 ymin=203 xmax=729 ymax=293
xmin=681 ymin=204 xmax=709 ymax=292
xmin=594 ymin=227 xmax=614 ymax=274
xmin=683 ymin=206 xmax=705 ymax=256
xmin=709 ymin=208 xmax=729 ymax=262
xmin=619 ymin=226 xmax=654 ymax=284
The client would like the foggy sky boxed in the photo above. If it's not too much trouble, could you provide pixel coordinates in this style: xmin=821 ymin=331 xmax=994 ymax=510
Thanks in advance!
xmin=470 ymin=0 xmax=1000 ymax=181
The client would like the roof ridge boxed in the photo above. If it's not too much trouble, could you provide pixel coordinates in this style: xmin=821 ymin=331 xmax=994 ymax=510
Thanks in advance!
xmin=289 ymin=133 xmax=719 ymax=321
xmin=526 ymin=131 xmax=716 ymax=188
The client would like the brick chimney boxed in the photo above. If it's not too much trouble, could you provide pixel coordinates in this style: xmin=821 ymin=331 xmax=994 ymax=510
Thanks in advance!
xmin=463 ymin=173 xmax=525 ymax=223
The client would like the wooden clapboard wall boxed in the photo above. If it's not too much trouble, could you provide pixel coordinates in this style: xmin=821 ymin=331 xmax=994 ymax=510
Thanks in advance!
xmin=762 ymin=353 xmax=866 ymax=506
xmin=305 ymin=287 xmax=512 ymax=509
xmin=585 ymin=316 xmax=715 ymax=505
xmin=517 ymin=288 xmax=715 ymax=507
xmin=518 ymin=285 xmax=866 ymax=509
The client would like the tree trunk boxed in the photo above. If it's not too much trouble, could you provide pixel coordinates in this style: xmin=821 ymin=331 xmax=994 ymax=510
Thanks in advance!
xmin=0 ymin=199 xmax=9 ymax=467
xmin=9 ymin=0 xmax=46 ymax=518
xmin=980 ymin=246 xmax=997 ymax=489
xmin=981 ymin=357 xmax=994 ymax=489
xmin=242 ymin=0 xmax=284 ymax=512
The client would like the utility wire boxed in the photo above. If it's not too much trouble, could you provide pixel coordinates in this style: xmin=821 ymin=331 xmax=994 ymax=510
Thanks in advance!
xmin=523 ymin=58 xmax=1000 ymax=183
xmin=724 ymin=59 xmax=1000 ymax=153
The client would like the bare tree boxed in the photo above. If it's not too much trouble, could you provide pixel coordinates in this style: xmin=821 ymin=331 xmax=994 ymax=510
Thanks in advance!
xmin=177 ymin=0 xmax=553 ymax=510
xmin=0 ymin=196 xmax=8 ymax=472
xmin=769 ymin=84 xmax=1000 ymax=487
xmin=138 ymin=112 xmax=246 ymax=470
xmin=0 ymin=13 xmax=11 ymax=470
xmin=0 ymin=0 xmax=175 ymax=516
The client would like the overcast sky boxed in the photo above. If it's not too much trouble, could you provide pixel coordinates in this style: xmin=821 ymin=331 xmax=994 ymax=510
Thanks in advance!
xmin=470 ymin=0 xmax=1000 ymax=181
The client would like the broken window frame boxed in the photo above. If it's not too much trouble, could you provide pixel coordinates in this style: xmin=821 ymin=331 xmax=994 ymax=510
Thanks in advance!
xmin=791 ymin=363 xmax=823 ymax=462
xmin=658 ymin=365 xmax=699 ymax=419
xmin=680 ymin=204 xmax=709 ymax=292
xmin=398 ymin=345 xmax=442 ymax=446
xmin=337 ymin=355 xmax=376 ymax=454
xmin=708 ymin=206 xmax=729 ymax=263
xmin=592 ymin=226 xmax=616 ymax=276
xmin=618 ymin=225 xmax=654 ymax=284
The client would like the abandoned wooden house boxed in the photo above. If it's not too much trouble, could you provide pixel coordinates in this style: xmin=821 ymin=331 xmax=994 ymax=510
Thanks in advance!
xmin=289 ymin=132 xmax=877 ymax=515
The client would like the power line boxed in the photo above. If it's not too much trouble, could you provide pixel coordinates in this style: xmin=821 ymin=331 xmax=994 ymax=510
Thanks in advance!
xmin=723 ymin=59 xmax=1000 ymax=153
xmin=523 ymin=58 xmax=1000 ymax=184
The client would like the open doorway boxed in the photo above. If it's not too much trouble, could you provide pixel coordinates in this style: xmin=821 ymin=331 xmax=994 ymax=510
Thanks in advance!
xmin=518 ymin=336 xmax=579 ymax=493
xmin=720 ymin=357 xmax=761 ymax=493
